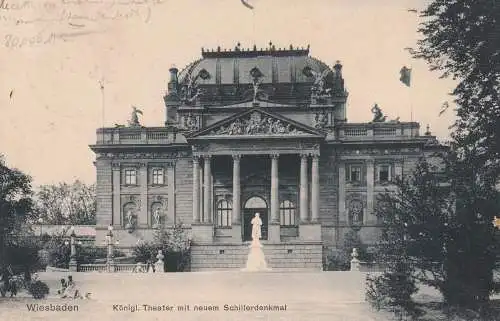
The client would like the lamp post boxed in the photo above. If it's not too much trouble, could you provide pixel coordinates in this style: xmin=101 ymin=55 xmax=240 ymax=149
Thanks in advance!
xmin=106 ymin=225 xmax=115 ymax=272
xmin=68 ymin=226 xmax=77 ymax=272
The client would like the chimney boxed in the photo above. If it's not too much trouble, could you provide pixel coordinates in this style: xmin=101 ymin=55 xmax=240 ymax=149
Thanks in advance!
xmin=168 ymin=66 xmax=179 ymax=95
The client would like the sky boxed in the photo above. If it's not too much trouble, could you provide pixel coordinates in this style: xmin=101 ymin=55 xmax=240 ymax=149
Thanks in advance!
xmin=0 ymin=0 xmax=457 ymax=186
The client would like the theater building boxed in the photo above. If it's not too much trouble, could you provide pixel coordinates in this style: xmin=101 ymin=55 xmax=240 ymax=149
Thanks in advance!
xmin=90 ymin=44 xmax=442 ymax=271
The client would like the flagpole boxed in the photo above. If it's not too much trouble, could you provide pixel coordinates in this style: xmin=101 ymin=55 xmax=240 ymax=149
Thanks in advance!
xmin=99 ymin=78 xmax=105 ymax=142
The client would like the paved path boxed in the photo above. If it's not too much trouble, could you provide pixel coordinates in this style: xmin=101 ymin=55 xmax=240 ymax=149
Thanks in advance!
xmin=0 ymin=271 xmax=395 ymax=321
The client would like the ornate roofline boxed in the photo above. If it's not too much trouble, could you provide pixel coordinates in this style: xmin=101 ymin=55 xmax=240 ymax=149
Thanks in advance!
xmin=201 ymin=44 xmax=310 ymax=59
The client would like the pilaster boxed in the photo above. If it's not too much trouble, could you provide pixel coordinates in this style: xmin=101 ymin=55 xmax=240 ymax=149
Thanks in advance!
xmin=139 ymin=163 xmax=148 ymax=226
xmin=167 ymin=161 xmax=176 ymax=225
xmin=366 ymin=159 xmax=375 ymax=224
xmin=338 ymin=162 xmax=346 ymax=225
xmin=112 ymin=162 xmax=121 ymax=227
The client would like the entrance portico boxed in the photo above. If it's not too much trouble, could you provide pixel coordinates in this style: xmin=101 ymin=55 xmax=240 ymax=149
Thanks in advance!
xmin=187 ymin=108 xmax=324 ymax=244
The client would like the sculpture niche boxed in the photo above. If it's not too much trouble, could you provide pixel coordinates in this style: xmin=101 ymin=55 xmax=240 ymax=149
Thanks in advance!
xmin=242 ymin=213 xmax=270 ymax=272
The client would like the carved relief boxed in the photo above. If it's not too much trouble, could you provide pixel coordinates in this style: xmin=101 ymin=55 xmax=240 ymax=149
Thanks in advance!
xmin=182 ymin=113 xmax=200 ymax=131
xmin=210 ymin=112 xmax=308 ymax=136
xmin=101 ymin=152 xmax=188 ymax=160
xmin=313 ymin=111 xmax=328 ymax=129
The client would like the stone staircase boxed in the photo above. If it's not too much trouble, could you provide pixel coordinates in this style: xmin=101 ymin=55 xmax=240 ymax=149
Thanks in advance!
xmin=190 ymin=242 xmax=323 ymax=271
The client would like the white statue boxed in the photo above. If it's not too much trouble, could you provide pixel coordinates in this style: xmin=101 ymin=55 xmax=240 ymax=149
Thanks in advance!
xmin=153 ymin=207 xmax=161 ymax=227
xmin=251 ymin=213 xmax=262 ymax=240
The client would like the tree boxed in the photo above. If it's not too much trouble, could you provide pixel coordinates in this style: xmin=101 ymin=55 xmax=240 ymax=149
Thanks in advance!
xmin=0 ymin=156 xmax=34 ymax=270
xmin=367 ymin=156 xmax=500 ymax=316
xmin=35 ymin=181 xmax=96 ymax=225
xmin=413 ymin=0 xmax=500 ymax=177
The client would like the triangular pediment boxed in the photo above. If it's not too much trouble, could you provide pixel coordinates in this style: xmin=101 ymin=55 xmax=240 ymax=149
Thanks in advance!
xmin=187 ymin=108 xmax=325 ymax=139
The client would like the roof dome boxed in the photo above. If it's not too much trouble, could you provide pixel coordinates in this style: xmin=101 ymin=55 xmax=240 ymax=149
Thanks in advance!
xmin=168 ymin=44 xmax=346 ymax=106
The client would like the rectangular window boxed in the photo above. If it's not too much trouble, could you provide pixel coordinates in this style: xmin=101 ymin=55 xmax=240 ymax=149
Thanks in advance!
xmin=124 ymin=169 xmax=137 ymax=185
xmin=378 ymin=165 xmax=391 ymax=182
xmin=348 ymin=165 xmax=362 ymax=182
xmin=152 ymin=168 xmax=164 ymax=185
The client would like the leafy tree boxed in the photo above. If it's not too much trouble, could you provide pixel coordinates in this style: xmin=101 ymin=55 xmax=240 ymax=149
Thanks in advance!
xmin=413 ymin=0 xmax=500 ymax=177
xmin=35 ymin=181 xmax=96 ymax=225
xmin=0 ymin=156 xmax=34 ymax=270
xmin=367 ymin=156 xmax=500 ymax=316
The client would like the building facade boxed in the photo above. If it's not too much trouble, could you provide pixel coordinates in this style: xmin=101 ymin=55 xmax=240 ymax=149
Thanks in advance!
xmin=90 ymin=44 xmax=442 ymax=271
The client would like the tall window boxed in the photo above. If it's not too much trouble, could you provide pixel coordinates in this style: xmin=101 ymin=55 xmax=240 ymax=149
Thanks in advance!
xmin=280 ymin=200 xmax=296 ymax=226
xmin=216 ymin=199 xmax=232 ymax=227
xmin=378 ymin=165 xmax=391 ymax=183
xmin=152 ymin=168 xmax=164 ymax=185
xmin=124 ymin=169 xmax=137 ymax=185
xmin=347 ymin=165 xmax=362 ymax=182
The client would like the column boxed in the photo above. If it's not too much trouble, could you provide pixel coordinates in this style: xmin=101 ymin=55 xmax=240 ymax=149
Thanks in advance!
xmin=167 ymin=162 xmax=176 ymax=225
xmin=300 ymin=154 xmax=309 ymax=222
xmin=111 ymin=163 xmax=121 ymax=226
xmin=338 ymin=162 xmax=346 ymax=224
xmin=232 ymin=154 xmax=241 ymax=225
xmin=366 ymin=160 xmax=374 ymax=224
xmin=198 ymin=165 xmax=203 ymax=222
xmin=139 ymin=163 xmax=148 ymax=226
xmin=192 ymin=157 xmax=200 ymax=223
xmin=270 ymin=154 xmax=280 ymax=223
xmin=311 ymin=154 xmax=320 ymax=222
xmin=203 ymin=155 xmax=212 ymax=223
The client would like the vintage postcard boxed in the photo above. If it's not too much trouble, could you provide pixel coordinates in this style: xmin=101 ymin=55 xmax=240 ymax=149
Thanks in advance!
xmin=1 ymin=0 xmax=497 ymax=320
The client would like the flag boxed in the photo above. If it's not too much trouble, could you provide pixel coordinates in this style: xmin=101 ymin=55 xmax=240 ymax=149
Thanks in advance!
xmin=241 ymin=0 xmax=254 ymax=10
xmin=400 ymin=66 xmax=411 ymax=87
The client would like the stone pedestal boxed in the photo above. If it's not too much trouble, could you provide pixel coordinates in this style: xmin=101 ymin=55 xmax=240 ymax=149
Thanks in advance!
xmin=267 ymin=224 xmax=281 ymax=243
xmin=299 ymin=223 xmax=321 ymax=241
xmin=69 ymin=262 xmax=77 ymax=272
xmin=191 ymin=224 xmax=214 ymax=243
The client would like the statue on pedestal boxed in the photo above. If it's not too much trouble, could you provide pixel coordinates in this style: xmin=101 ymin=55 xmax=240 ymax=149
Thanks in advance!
xmin=251 ymin=213 xmax=262 ymax=241
xmin=128 ymin=106 xmax=143 ymax=127
xmin=153 ymin=207 xmax=161 ymax=228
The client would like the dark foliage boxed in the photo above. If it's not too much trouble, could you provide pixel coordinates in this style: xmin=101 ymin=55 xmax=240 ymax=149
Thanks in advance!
xmin=28 ymin=280 xmax=49 ymax=299
xmin=0 ymin=157 xmax=34 ymax=270
xmin=132 ymin=223 xmax=191 ymax=272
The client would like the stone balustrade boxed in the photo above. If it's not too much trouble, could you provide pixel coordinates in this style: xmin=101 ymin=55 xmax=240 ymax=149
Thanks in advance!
xmin=78 ymin=263 xmax=143 ymax=273
xmin=338 ymin=122 xmax=420 ymax=141
xmin=95 ymin=127 xmax=179 ymax=145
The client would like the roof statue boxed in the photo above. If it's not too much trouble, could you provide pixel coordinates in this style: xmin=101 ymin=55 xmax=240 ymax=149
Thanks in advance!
xmin=250 ymin=67 xmax=265 ymax=104
xmin=180 ymin=69 xmax=211 ymax=106
xmin=128 ymin=106 xmax=143 ymax=127
xmin=371 ymin=103 xmax=386 ymax=122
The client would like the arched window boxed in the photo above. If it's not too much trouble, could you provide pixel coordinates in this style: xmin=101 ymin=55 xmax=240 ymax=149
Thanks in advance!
xmin=280 ymin=200 xmax=296 ymax=226
xmin=216 ymin=199 xmax=232 ymax=227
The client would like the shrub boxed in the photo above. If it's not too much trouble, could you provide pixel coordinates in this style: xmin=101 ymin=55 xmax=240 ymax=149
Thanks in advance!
xmin=29 ymin=280 xmax=50 ymax=299
xmin=132 ymin=223 xmax=191 ymax=272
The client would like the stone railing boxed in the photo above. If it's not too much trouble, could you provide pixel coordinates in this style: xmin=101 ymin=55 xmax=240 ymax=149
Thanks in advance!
xmin=95 ymin=127 xmax=178 ymax=145
xmin=338 ymin=122 xmax=420 ymax=140
xmin=78 ymin=263 xmax=142 ymax=273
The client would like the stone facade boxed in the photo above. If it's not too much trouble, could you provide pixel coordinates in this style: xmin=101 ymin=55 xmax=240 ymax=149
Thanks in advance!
xmin=90 ymin=44 xmax=445 ymax=270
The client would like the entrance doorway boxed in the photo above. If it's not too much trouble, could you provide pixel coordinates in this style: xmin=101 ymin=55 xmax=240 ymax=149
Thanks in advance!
xmin=243 ymin=196 xmax=268 ymax=241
